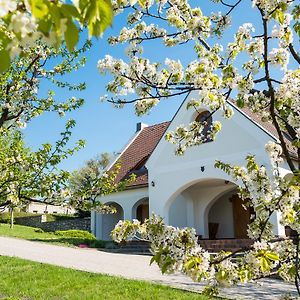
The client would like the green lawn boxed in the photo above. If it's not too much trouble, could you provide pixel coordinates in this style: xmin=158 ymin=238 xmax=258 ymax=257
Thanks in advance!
xmin=0 ymin=223 xmax=108 ymax=248
xmin=0 ymin=256 xmax=210 ymax=300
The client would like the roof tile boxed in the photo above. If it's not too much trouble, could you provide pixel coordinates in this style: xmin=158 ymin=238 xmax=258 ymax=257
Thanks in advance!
xmin=114 ymin=121 xmax=170 ymax=188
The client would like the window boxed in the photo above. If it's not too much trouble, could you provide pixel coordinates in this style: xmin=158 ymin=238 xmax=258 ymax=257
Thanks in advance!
xmin=195 ymin=110 xmax=213 ymax=142
xmin=130 ymin=155 xmax=149 ymax=175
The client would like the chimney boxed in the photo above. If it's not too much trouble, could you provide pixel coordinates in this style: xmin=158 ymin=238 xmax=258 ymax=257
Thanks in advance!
xmin=136 ymin=122 xmax=148 ymax=132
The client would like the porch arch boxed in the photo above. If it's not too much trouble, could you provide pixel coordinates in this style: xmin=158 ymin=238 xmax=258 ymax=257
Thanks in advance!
xmin=101 ymin=202 xmax=124 ymax=240
xmin=165 ymin=178 xmax=238 ymax=238
xmin=132 ymin=197 xmax=149 ymax=223
xmin=163 ymin=176 xmax=233 ymax=218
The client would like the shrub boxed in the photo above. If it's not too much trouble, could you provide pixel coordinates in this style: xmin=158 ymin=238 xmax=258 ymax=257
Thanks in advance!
xmin=46 ymin=214 xmax=78 ymax=222
xmin=89 ymin=240 xmax=106 ymax=248
xmin=54 ymin=230 xmax=96 ymax=242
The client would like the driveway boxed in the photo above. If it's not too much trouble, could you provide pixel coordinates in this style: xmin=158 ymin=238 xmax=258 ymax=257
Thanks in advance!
xmin=0 ymin=236 xmax=297 ymax=299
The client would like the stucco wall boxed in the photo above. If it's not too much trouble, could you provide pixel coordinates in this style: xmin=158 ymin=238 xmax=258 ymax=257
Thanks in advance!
xmin=94 ymin=187 xmax=149 ymax=240
xmin=169 ymin=194 xmax=188 ymax=227
xmin=208 ymin=191 xmax=235 ymax=238
xmin=27 ymin=203 xmax=75 ymax=215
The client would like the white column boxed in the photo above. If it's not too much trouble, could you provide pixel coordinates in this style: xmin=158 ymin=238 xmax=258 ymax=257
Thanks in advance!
xmin=123 ymin=205 xmax=132 ymax=220
xmin=95 ymin=213 xmax=102 ymax=240
xmin=270 ymin=211 xmax=286 ymax=237
xmin=90 ymin=210 xmax=96 ymax=235
xmin=184 ymin=193 xmax=195 ymax=228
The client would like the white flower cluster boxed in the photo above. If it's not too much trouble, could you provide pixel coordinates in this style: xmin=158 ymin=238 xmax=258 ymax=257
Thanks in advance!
xmin=111 ymin=214 xmax=298 ymax=290
xmin=0 ymin=0 xmax=16 ymax=18
xmin=252 ymin=0 xmax=292 ymax=17
xmin=265 ymin=141 xmax=283 ymax=166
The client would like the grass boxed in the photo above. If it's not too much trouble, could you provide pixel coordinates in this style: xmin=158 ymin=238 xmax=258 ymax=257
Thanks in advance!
xmin=0 ymin=256 xmax=211 ymax=300
xmin=0 ymin=223 xmax=110 ymax=248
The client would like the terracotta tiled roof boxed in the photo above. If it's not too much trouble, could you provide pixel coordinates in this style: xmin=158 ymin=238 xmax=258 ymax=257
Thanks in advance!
xmin=113 ymin=121 xmax=170 ymax=188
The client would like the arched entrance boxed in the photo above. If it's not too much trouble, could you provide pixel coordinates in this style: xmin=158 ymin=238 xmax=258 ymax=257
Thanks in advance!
xmin=167 ymin=178 xmax=239 ymax=238
xmin=207 ymin=191 xmax=252 ymax=239
xmin=102 ymin=202 xmax=124 ymax=240
xmin=132 ymin=198 xmax=149 ymax=223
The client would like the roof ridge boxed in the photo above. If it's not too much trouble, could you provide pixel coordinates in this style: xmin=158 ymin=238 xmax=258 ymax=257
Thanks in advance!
xmin=143 ymin=121 xmax=171 ymax=129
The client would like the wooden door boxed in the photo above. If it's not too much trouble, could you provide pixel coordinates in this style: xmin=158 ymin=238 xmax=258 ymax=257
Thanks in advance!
xmin=137 ymin=204 xmax=149 ymax=223
xmin=231 ymin=194 xmax=251 ymax=239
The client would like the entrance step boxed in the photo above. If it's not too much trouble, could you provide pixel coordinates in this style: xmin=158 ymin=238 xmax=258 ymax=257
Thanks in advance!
xmin=199 ymin=239 xmax=253 ymax=253
xmin=112 ymin=239 xmax=253 ymax=255
xmin=117 ymin=240 xmax=151 ymax=255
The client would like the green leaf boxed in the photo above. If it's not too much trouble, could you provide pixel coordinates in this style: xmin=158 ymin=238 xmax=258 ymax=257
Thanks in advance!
xmin=65 ymin=20 xmax=79 ymax=51
xmin=294 ymin=22 xmax=300 ymax=38
xmin=61 ymin=4 xmax=80 ymax=19
xmin=31 ymin=0 xmax=49 ymax=19
xmin=265 ymin=252 xmax=279 ymax=262
xmin=37 ymin=19 xmax=52 ymax=35
xmin=236 ymin=95 xmax=245 ymax=108
xmin=79 ymin=0 xmax=113 ymax=38
xmin=259 ymin=257 xmax=270 ymax=272
xmin=0 ymin=50 xmax=10 ymax=72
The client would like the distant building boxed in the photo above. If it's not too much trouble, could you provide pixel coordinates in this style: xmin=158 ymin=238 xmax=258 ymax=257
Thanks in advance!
xmin=26 ymin=202 xmax=76 ymax=215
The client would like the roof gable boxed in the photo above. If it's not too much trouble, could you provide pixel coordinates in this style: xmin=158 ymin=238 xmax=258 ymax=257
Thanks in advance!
xmin=110 ymin=96 xmax=295 ymax=188
xmin=113 ymin=121 xmax=170 ymax=188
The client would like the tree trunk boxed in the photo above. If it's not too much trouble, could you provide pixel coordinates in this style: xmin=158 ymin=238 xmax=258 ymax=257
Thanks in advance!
xmin=10 ymin=207 xmax=14 ymax=229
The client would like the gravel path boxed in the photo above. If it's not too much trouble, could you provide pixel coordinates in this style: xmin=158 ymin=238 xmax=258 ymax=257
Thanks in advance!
xmin=0 ymin=236 xmax=298 ymax=299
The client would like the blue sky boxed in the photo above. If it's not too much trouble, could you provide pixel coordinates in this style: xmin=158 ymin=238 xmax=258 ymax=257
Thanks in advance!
xmin=23 ymin=1 xmax=274 ymax=171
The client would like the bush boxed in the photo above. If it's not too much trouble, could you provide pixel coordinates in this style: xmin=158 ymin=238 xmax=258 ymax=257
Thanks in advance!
xmin=54 ymin=230 xmax=96 ymax=240
xmin=89 ymin=240 xmax=106 ymax=248
xmin=46 ymin=214 xmax=78 ymax=222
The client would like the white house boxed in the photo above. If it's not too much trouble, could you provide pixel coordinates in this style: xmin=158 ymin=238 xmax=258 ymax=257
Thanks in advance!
xmin=91 ymin=96 xmax=294 ymax=248
xmin=26 ymin=202 xmax=76 ymax=215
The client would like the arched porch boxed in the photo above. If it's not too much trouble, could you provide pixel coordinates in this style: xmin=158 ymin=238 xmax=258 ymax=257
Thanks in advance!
xmin=166 ymin=178 xmax=251 ymax=239
xmin=101 ymin=202 xmax=124 ymax=240
xmin=132 ymin=197 xmax=149 ymax=223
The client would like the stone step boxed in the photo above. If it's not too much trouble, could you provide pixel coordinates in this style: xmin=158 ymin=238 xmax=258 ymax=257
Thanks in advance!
xmin=118 ymin=240 xmax=151 ymax=254
xmin=117 ymin=239 xmax=253 ymax=254
xmin=199 ymin=239 xmax=253 ymax=253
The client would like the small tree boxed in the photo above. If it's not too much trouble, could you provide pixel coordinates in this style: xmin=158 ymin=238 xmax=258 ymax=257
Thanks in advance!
xmin=68 ymin=153 xmax=136 ymax=216
xmin=0 ymin=40 xmax=88 ymax=225
xmin=0 ymin=122 xmax=84 ymax=228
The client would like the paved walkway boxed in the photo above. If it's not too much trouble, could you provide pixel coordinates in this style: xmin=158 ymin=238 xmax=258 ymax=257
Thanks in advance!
xmin=0 ymin=237 xmax=298 ymax=299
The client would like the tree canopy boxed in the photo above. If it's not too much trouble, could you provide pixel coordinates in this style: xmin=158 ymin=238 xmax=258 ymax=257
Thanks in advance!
xmin=68 ymin=153 xmax=136 ymax=214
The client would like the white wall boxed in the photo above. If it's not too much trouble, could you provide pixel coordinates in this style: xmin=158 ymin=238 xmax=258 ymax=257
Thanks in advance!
xmin=27 ymin=203 xmax=75 ymax=215
xmin=101 ymin=203 xmax=124 ymax=240
xmin=208 ymin=191 xmax=235 ymax=238
xmin=169 ymin=194 xmax=188 ymax=227
xmin=95 ymin=187 xmax=149 ymax=240
xmin=146 ymin=94 xmax=288 ymax=238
